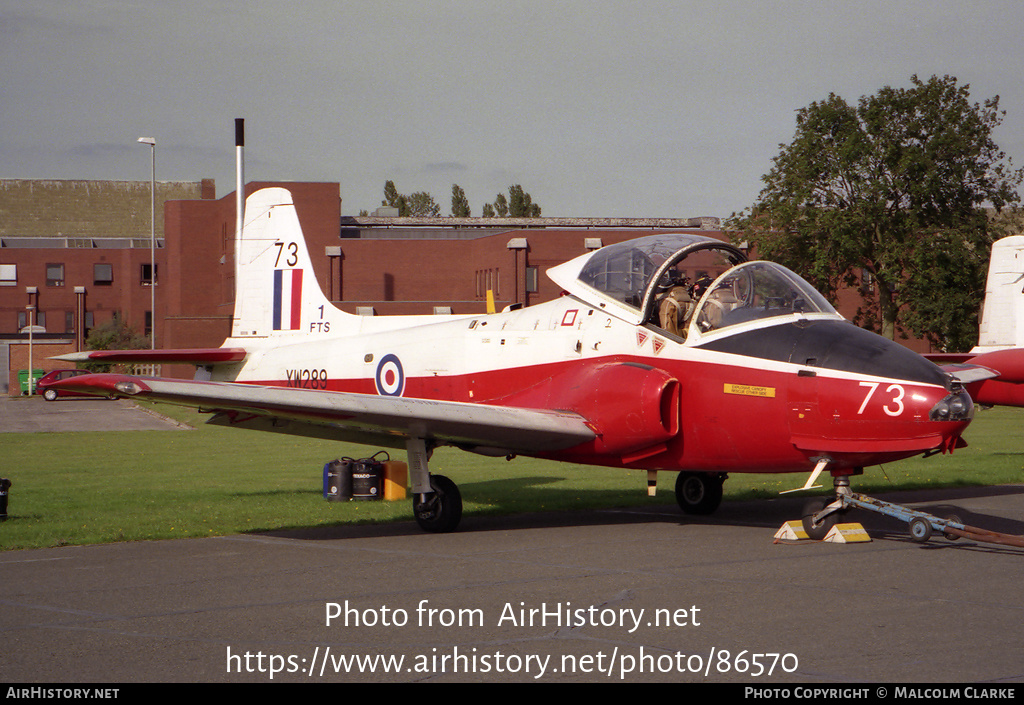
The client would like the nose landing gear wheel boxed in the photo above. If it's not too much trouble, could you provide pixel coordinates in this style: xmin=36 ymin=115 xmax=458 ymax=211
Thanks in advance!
xmin=802 ymin=497 xmax=841 ymax=541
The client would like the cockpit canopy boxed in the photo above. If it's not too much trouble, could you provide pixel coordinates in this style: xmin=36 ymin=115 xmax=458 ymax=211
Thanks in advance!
xmin=547 ymin=233 xmax=840 ymax=338
xmin=691 ymin=260 xmax=839 ymax=335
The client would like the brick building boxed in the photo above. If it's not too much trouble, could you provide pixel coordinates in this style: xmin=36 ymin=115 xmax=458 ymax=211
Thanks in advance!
xmin=1 ymin=178 xmax=732 ymax=392
xmin=155 ymin=181 xmax=727 ymax=348
xmin=0 ymin=179 xmax=215 ymax=392
xmin=1 ymin=177 xmax=934 ymax=394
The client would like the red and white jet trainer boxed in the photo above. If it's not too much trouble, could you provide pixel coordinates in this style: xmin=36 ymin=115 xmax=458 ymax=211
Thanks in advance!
xmin=57 ymin=187 xmax=977 ymax=533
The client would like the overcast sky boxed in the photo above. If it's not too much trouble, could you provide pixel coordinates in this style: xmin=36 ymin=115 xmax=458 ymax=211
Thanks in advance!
xmin=4 ymin=1 xmax=1024 ymax=219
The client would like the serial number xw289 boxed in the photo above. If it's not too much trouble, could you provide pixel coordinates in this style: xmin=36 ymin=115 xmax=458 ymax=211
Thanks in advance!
xmin=286 ymin=369 xmax=329 ymax=389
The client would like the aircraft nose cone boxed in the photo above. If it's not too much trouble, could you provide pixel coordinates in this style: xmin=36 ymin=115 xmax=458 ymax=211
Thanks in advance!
xmin=929 ymin=386 xmax=974 ymax=422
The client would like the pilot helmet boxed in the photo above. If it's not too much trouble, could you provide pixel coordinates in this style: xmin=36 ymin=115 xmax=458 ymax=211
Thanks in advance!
xmin=691 ymin=274 xmax=713 ymax=298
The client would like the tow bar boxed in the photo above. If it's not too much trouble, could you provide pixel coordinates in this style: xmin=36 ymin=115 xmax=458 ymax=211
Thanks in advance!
xmin=820 ymin=492 xmax=1024 ymax=548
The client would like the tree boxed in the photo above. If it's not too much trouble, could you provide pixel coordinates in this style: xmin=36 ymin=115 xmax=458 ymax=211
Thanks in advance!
xmin=381 ymin=180 xmax=409 ymax=216
xmin=381 ymin=181 xmax=440 ymax=217
xmin=492 ymin=193 xmax=508 ymax=217
xmin=407 ymin=191 xmax=441 ymax=217
xmin=484 ymin=185 xmax=542 ymax=218
xmin=83 ymin=314 xmax=148 ymax=372
xmin=729 ymin=74 xmax=1022 ymax=351
xmin=508 ymin=184 xmax=542 ymax=217
xmin=451 ymin=184 xmax=471 ymax=217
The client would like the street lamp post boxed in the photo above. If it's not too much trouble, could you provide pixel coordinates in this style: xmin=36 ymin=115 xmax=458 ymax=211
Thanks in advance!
xmin=137 ymin=137 xmax=156 ymax=348
xmin=25 ymin=286 xmax=37 ymax=395
xmin=25 ymin=305 xmax=33 ymax=397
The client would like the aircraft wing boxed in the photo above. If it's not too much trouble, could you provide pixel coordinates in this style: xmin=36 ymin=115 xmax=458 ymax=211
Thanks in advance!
xmin=51 ymin=348 xmax=248 ymax=365
xmin=927 ymin=348 xmax=1024 ymax=407
xmin=51 ymin=373 xmax=596 ymax=453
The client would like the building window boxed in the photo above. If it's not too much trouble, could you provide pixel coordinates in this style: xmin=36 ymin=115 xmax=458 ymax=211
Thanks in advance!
xmin=65 ymin=311 xmax=75 ymax=334
xmin=18 ymin=310 xmax=45 ymax=331
xmin=141 ymin=263 xmax=158 ymax=286
xmin=46 ymin=263 xmax=64 ymax=287
xmin=861 ymin=268 xmax=875 ymax=294
xmin=94 ymin=263 xmax=114 ymax=286
xmin=526 ymin=266 xmax=538 ymax=294
xmin=475 ymin=269 xmax=501 ymax=298
xmin=0 ymin=264 xmax=15 ymax=286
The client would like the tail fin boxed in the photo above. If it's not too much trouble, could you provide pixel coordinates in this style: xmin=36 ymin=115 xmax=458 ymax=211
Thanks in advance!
xmin=975 ymin=235 xmax=1024 ymax=352
xmin=232 ymin=187 xmax=352 ymax=339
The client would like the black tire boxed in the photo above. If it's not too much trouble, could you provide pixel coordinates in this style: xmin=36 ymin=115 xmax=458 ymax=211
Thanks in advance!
xmin=413 ymin=474 xmax=463 ymax=533
xmin=43 ymin=389 xmax=58 ymax=402
xmin=909 ymin=517 xmax=933 ymax=543
xmin=801 ymin=497 xmax=839 ymax=541
xmin=943 ymin=515 xmax=962 ymax=542
xmin=675 ymin=472 xmax=724 ymax=515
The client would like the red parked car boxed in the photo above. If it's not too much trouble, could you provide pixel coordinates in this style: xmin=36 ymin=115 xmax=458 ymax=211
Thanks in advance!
xmin=35 ymin=369 xmax=93 ymax=401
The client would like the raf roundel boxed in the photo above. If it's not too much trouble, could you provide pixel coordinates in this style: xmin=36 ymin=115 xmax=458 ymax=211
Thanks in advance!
xmin=375 ymin=354 xmax=405 ymax=396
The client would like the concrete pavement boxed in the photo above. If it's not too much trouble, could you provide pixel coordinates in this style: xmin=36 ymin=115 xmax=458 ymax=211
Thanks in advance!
xmin=3 ymin=485 xmax=1023 ymax=683
xmin=0 ymin=395 xmax=189 ymax=433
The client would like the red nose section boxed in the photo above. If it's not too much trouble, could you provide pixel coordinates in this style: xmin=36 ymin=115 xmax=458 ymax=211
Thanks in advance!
xmin=789 ymin=375 xmax=973 ymax=468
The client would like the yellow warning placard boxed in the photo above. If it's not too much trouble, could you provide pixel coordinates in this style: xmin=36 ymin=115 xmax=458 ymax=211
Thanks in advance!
xmin=724 ymin=383 xmax=776 ymax=398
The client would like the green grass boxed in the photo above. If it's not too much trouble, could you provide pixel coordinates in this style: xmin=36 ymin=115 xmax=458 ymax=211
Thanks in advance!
xmin=2 ymin=402 xmax=1023 ymax=551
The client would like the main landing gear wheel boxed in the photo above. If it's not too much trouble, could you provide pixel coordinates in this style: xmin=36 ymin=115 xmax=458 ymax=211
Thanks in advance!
xmin=413 ymin=474 xmax=463 ymax=533
xmin=801 ymin=497 xmax=841 ymax=541
xmin=675 ymin=472 xmax=724 ymax=515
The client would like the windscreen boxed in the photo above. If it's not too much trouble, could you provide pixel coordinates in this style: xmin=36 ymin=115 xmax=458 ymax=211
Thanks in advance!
xmin=692 ymin=261 xmax=838 ymax=334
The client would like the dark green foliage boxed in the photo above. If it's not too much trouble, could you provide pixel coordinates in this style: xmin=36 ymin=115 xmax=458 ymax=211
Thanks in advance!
xmin=486 ymin=185 xmax=542 ymax=217
xmin=451 ymin=184 xmax=471 ymax=217
xmin=82 ymin=314 xmax=148 ymax=372
xmin=382 ymin=180 xmax=441 ymax=217
xmin=730 ymin=75 xmax=1023 ymax=351
xmin=381 ymin=181 xmax=542 ymax=219
xmin=508 ymin=184 xmax=541 ymax=217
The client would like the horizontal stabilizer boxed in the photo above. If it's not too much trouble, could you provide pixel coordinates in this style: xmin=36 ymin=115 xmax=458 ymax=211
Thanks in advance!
xmin=50 ymin=373 xmax=595 ymax=453
xmin=938 ymin=363 xmax=1000 ymax=385
xmin=51 ymin=348 xmax=248 ymax=365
